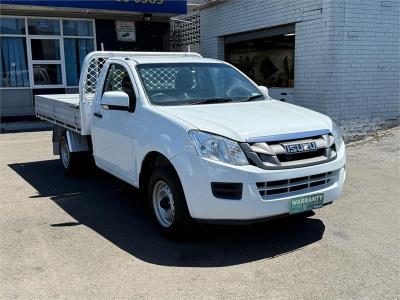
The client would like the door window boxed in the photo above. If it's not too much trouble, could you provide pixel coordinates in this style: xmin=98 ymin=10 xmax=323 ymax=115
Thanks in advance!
xmin=29 ymin=37 xmax=63 ymax=86
xmin=103 ymin=64 xmax=136 ymax=108
xmin=31 ymin=39 xmax=61 ymax=60
xmin=27 ymin=18 xmax=64 ymax=87
xmin=32 ymin=64 xmax=62 ymax=85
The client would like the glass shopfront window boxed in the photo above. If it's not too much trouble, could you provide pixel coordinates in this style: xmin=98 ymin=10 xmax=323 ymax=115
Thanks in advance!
xmin=0 ymin=17 xmax=95 ymax=88
xmin=0 ymin=17 xmax=29 ymax=87
xmin=27 ymin=18 xmax=60 ymax=35
xmin=63 ymin=20 xmax=93 ymax=37
xmin=64 ymin=38 xmax=94 ymax=86
xmin=63 ymin=20 xmax=95 ymax=86
xmin=0 ymin=37 xmax=29 ymax=87
xmin=0 ymin=17 xmax=25 ymax=35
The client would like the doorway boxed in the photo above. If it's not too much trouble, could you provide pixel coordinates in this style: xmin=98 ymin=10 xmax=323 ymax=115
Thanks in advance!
xmin=225 ymin=25 xmax=295 ymax=102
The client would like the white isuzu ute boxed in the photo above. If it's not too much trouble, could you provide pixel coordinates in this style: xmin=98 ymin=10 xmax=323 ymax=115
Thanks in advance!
xmin=36 ymin=51 xmax=346 ymax=238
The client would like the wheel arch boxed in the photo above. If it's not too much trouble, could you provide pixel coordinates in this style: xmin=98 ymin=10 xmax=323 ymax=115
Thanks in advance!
xmin=52 ymin=125 xmax=66 ymax=155
xmin=139 ymin=151 xmax=182 ymax=193
xmin=52 ymin=125 xmax=91 ymax=155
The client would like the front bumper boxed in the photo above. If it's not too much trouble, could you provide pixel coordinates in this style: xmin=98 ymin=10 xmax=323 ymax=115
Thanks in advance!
xmin=170 ymin=144 xmax=346 ymax=221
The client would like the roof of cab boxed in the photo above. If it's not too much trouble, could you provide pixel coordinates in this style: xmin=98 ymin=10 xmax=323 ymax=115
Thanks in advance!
xmin=129 ymin=56 xmax=222 ymax=65
xmin=101 ymin=51 xmax=222 ymax=65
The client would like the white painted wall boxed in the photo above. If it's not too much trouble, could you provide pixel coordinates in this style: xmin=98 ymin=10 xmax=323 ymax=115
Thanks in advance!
xmin=198 ymin=0 xmax=400 ymax=139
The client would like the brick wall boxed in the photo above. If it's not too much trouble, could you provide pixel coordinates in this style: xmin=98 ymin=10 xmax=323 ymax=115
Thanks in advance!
xmin=327 ymin=0 xmax=400 ymax=140
xmin=198 ymin=0 xmax=400 ymax=140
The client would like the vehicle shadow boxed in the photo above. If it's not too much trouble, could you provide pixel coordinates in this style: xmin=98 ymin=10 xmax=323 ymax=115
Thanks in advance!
xmin=9 ymin=160 xmax=325 ymax=268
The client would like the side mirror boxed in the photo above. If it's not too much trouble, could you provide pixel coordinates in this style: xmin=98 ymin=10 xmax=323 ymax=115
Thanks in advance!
xmin=101 ymin=91 xmax=130 ymax=110
xmin=258 ymin=86 xmax=269 ymax=97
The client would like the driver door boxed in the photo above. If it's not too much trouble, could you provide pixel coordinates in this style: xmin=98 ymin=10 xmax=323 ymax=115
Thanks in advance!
xmin=91 ymin=62 xmax=137 ymax=182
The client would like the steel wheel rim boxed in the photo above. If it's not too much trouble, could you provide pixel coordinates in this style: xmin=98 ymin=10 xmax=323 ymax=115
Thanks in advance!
xmin=152 ymin=180 xmax=175 ymax=228
xmin=60 ymin=138 xmax=70 ymax=169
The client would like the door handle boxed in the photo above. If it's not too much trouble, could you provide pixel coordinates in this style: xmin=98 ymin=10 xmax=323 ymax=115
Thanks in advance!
xmin=93 ymin=112 xmax=102 ymax=118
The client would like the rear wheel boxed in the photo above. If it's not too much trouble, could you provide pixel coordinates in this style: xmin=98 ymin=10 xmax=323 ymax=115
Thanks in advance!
xmin=148 ymin=166 xmax=193 ymax=239
xmin=59 ymin=135 xmax=81 ymax=174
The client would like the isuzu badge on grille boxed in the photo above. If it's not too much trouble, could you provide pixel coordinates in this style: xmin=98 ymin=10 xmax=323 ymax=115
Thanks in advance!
xmin=283 ymin=142 xmax=318 ymax=154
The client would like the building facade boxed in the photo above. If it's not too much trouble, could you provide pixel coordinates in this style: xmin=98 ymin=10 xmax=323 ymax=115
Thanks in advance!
xmin=180 ymin=0 xmax=400 ymax=139
xmin=0 ymin=0 xmax=186 ymax=118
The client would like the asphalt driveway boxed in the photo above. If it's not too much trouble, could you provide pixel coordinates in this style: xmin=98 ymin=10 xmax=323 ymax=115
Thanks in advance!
xmin=1 ymin=127 xmax=399 ymax=299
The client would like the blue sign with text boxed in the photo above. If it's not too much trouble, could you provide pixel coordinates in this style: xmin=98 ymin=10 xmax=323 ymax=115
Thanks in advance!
xmin=1 ymin=0 xmax=187 ymax=14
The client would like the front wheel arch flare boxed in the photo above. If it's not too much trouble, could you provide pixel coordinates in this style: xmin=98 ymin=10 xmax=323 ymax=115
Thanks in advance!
xmin=139 ymin=151 xmax=174 ymax=191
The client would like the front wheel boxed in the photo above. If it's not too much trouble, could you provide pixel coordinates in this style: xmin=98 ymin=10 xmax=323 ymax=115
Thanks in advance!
xmin=148 ymin=166 xmax=193 ymax=239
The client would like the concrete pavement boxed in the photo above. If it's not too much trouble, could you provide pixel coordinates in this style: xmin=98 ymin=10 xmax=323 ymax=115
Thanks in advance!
xmin=0 ymin=127 xmax=399 ymax=299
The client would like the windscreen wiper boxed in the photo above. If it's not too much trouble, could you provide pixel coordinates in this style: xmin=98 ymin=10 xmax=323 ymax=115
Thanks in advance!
xmin=240 ymin=94 xmax=264 ymax=102
xmin=189 ymin=98 xmax=234 ymax=105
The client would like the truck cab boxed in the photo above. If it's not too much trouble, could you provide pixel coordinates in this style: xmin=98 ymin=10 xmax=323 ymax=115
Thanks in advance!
xmin=36 ymin=52 xmax=346 ymax=238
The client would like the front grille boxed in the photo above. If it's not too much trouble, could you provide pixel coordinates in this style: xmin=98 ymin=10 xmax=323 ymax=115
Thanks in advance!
xmin=256 ymin=171 xmax=336 ymax=198
xmin=275 ymin=148 xmax=326 ymax=162
xmin=241 ymin=131 xmax=336 ymax=170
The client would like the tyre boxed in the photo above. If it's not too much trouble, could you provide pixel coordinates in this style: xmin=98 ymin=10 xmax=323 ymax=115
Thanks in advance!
xmin=148 ymin=166 xmax=193 ymax=239
xmin=59 ymin=135 xmax=81 ymax=175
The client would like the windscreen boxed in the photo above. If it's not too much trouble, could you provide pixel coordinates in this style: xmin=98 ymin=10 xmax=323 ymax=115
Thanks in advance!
xmin=136 ymin=63 xmax=265 ymax=106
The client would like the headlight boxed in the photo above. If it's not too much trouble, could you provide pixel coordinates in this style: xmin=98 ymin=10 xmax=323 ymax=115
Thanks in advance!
xmin=332 ymin=122 xmax=344 ymax=151
xmin=188 ymin=130 xmax=249 ymax=166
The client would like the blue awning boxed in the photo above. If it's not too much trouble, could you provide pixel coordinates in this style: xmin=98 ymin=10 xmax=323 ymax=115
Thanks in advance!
xmin=1 ymin=0 xmax=187 ymax=14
